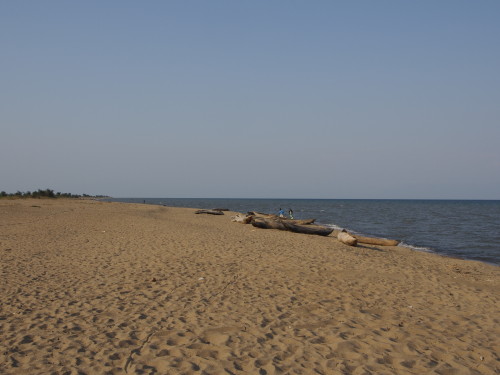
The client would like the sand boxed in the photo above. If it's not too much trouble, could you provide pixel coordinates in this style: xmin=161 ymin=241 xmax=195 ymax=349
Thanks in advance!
xmin=0 ymin=198 xmax=498 ymax=375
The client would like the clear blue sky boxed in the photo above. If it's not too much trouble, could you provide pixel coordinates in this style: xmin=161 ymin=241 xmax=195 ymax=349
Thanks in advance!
xmin=1 ymin=1 xmax=499 ymax=199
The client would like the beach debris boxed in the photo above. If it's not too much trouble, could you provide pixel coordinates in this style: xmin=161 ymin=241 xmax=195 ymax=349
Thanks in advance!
xmin=195 ymin=209 xmax=224 ymax=215
xmin=337 ymin=230 xmax=358 ymax=246
xmin=450 ymin=265 xmax=472 ymax=275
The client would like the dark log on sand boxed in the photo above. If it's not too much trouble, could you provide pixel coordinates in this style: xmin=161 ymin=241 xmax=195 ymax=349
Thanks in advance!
xmin=195 ymin=209 xmax=224 ymax=215
xmin=251 ymin=217 xmax=330 ymax=236
xmin=280 ymin=218 xmax=316 ymax=225
xmin=251 ymin=217 xmax=287 ymax=230
xmin=351 ymin=234 xmax=399 ymax=246
xmin=247 ymin=212 xmax=316 ymax=225
xmin=337 ymin=230 xmax=358 ymax=246
xmin=282 ymin=222 xmax=334 ymax=236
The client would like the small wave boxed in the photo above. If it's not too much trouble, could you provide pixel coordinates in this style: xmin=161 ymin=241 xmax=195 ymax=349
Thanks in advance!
xmin=323 ymin=223 xmax=344 ymax=231
xmin=399 ymin=241 xmax=433 ymax=253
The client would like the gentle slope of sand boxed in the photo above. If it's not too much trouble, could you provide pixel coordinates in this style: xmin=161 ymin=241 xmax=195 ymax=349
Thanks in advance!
xmin=0 ymin=199 xmax=498 ymax=374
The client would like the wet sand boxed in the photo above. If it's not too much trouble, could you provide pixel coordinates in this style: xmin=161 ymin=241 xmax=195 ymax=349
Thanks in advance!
xmin=0 ymin=198 xmax=498 ymax=374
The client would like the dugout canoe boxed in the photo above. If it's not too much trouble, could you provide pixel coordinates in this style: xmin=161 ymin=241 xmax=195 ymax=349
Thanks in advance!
xmin=281 ymin=221 xmax=334 ymax=236
xmin=248 ymin=212 xmax=316 ymax=225
xmin=280 ymin=218 xmax=316 ymax=225
xmin=251 ymin=217 xmax=287 ymax=230
xmin=195 ymin=209 xmax=224 ymax=215
xmin=248 ymin=211 xmax=278 ymax=219
xmin=351 ymin=234 xmax=399 ymax=246
xmin=251 ymin=217 xmax=332 ymax=236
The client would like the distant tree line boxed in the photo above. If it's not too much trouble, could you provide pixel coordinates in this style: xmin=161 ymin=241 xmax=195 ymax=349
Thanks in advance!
xmin=0 ymin=189 xmax=109 ymax=199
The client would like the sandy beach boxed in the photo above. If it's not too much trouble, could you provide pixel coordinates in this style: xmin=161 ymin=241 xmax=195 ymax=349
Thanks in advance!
xmin=0 ymin=198 xmax=498 ymax=375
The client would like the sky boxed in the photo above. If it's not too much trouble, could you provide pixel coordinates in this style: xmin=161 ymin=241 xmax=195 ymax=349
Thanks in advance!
xmin=1 ymin=1 xmax=499 ymax=199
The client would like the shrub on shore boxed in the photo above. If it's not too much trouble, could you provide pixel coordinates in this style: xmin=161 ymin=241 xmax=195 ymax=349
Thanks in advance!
xmin=0 ymin=189 xmax=108 ymax=199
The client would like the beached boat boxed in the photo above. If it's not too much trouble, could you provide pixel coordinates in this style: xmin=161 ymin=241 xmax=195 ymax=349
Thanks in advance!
xmin=247 ymin=211 xmax=278 ymax=219
xmin=251 ymin=217 xmax=287 ymax=231
xmin=281 ymin=218 xmax=316 ymax=225
xmin=195 ymin=209 xmax=224 ymax=215
xmin=281 ymin=221 xmax=334 ymax=236
xmin=247 ymin=212 xmax=316 ymax=225
xmin=350 ymin=234 xmax=399 ymax=246
xmin=251 ymin=217 xmax=333 ymax=236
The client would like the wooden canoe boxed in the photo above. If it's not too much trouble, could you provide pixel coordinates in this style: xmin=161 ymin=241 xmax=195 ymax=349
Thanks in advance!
xmin=195 ymin=209 xmax=224 ymax=215
xmin=280 ymin=218 xmax=316 ymax=225
xmin=281 ymin=222 xmax=334 ymax=236
xmin=251 ymin=217 xmax=287 ymax=230
xmin=251 ymin=217 xmax=332 ymax=236
xmin=248 ymin=211 xmax=278 ymax=219
xmin=351 ymin=234 xmax=399 ymax=246
xmin=247 ymin=212 xmax=316 ymax=225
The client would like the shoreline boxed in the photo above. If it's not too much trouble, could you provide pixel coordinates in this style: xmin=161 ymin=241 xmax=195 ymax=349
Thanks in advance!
xmin=107 ymin=198 xmax=500 ymax=267
xmin=1 ymin=198 xmax=498 ymax=374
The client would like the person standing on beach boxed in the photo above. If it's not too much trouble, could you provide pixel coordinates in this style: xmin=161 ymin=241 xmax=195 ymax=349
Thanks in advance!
xmin=288 ymin=208 xmax=294 ymax=219
xmin=279 ymin=208 xmax=285 ymax=218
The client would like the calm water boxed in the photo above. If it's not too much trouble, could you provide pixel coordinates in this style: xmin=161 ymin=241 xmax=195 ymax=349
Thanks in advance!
xmin=108 ymin=198 xmax=500 ymax=266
